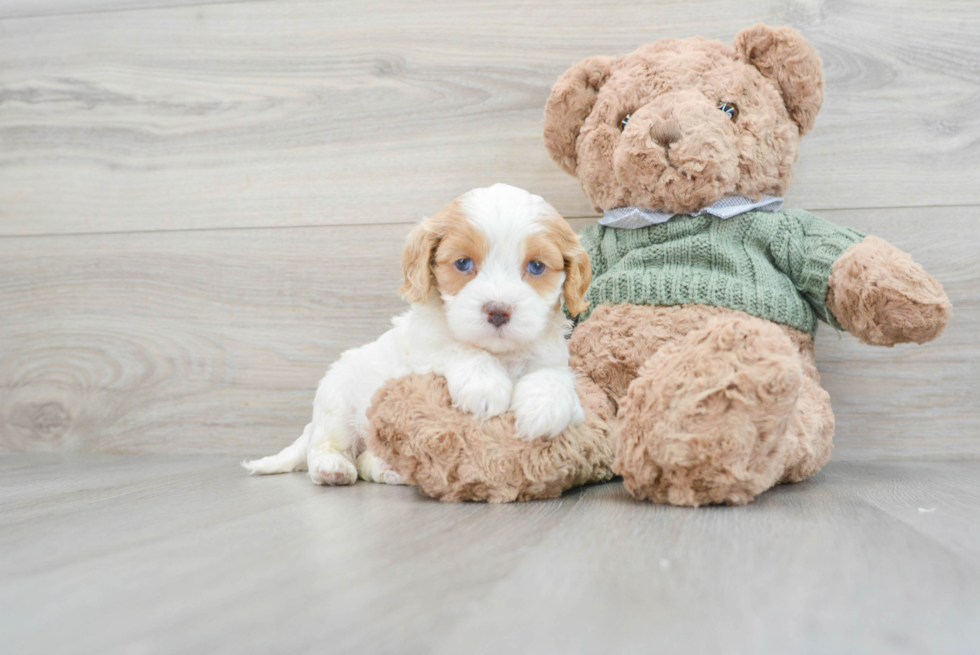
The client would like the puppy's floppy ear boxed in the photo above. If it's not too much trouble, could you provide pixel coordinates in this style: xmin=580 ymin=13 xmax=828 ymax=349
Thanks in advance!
xmin=549 ymin=214 xmax=592 ymax=317
xmin=544 ymin=56 xmax=615 ymax=175
xmin=734 ymin=23 xmax=824 ymax=135
xmin=399 ymin=218 xmax=439 ymax=303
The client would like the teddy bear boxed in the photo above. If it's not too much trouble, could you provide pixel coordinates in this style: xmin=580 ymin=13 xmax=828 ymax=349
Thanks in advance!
xmin=368 ymin=24 xmax=951 ymax=505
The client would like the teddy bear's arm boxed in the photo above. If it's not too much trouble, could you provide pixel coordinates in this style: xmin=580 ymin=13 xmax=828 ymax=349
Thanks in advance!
xmin=768 ymin=209 xmax=865 ymax=331
xmin=826 ymin=236 xmax=951 ymax=346
xmin=769 ymin=210 xmax=951 ymax=345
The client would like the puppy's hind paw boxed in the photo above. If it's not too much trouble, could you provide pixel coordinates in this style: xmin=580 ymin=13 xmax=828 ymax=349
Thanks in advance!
xmin=382 ymin=469 xmax=404 ymax=486
xmin=355 ymin=451 xmax=406 ymax=485
xmin=308 ymin=452 xmax=357 ymax=486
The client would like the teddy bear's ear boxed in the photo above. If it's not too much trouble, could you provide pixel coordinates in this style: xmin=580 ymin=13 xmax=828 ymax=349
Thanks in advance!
xmin=734 ymin=24 xmax=824 ymax=135
xmin=544 ymin=56 xmax=615 ymax=175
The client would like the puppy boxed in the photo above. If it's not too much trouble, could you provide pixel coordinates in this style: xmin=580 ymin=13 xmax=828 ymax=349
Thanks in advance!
xmin=243 ymin=183 xmax=592 ymax=485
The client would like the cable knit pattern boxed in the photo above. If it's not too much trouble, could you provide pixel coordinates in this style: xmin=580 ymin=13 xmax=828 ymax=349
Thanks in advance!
xmin=577 ymin=209 xmax=864 ymax=336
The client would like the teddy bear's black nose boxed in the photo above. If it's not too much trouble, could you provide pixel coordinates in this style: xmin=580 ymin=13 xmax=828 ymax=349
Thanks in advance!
xmin=650 ymin=120 xmax=682 ymax=148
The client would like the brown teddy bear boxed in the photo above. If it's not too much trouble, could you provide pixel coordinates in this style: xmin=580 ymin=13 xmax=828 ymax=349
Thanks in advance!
xmin=368 ymin=24 xmax=951 ymax=505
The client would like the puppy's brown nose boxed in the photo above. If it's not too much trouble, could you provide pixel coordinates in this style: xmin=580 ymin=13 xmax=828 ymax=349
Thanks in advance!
xmin=484 ymin=302 xmax=512 ymax=328
xmin=650 ymin=119 xmax=682 ymax=148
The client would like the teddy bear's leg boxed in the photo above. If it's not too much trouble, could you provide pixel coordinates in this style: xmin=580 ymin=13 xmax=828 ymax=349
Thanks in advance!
xmin=614 ymin=314 xmax=804 ymax=506
xmin=778 ymin=330 xmax=835 ymax=484
xmin=569 ymin=303 xmax=735 ymax=409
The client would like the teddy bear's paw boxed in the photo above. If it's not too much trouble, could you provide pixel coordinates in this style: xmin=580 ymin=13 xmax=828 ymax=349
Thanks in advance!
xmin=614 ymin=314 xmax=804 ymax=506
xmin=307 ymin=451 xmax=358 ymax=486
xmin=828 ymin=236 xmax=951 ymax=347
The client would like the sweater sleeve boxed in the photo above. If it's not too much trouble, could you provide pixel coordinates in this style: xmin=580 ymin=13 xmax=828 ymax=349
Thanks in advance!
xmin=768 ymin=209 xmax=865 ymax=330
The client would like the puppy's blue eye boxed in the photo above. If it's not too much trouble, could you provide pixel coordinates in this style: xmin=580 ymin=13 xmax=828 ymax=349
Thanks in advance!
xmin=718 ymin=102 xmax=739 ymax=121
xmin=454 ymin=258 xmax=473 ymax=272
xmin=527 ymin=260 xmax=546 ymax=275
xmin=619 ymin=114 xmax=631 ymax=131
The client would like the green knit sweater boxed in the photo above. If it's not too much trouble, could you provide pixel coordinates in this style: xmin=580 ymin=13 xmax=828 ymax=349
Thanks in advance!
xmin=576 ymin=209 xmax=865 ymax=337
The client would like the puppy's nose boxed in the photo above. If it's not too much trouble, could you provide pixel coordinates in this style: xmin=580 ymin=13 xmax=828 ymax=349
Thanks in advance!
xmin=483 ymin=302 xmax=513 ymax=328
xmin=650 ymin=119 xmax=682 ymax=147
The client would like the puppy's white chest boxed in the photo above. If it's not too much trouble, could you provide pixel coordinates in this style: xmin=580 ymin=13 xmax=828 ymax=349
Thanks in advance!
xmin=499 ymin=353 xmax=536 ymax=381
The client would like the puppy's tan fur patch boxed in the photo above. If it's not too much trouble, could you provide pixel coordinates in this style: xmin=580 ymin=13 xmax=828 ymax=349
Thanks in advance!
xmin=522 ymin=231 xmax=565 ymax=301
xmin=433 ymin=208 xmax=488 ymax=297
xmin=402 ymin=201 xmax=589 ymax=314
xmin=542 ymin=212 xmax=592 ymax=317
xmin=400 ymin=200 xmax=488 ymax=301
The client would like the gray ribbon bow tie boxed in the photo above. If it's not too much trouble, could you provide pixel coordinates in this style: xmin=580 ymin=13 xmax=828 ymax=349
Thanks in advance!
xmin=599 ymin=195 xmax=784 ymax=229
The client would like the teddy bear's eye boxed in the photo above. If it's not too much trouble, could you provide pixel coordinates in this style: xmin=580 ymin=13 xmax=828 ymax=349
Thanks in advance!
xmin=718 ymin=102 xmax=739 ymax=121
xmin=619 ymin=114 xmax=631 ymax=131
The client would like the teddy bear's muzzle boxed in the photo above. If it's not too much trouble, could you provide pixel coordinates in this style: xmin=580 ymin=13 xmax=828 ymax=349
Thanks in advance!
xmin=614 ymin=90 xmax=741 ymax=213
xmin=649 ymin=119 xmax=682 ymax=148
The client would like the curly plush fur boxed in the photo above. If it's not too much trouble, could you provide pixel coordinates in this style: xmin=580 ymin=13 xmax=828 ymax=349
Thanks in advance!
xmin=576 ymin=304 xmax=833 ymax=506
xmin=367 ymin=24 xmax=949 ymax=505
xmin=543 ymin=25 xmax=822 ymax=214
xmin=367 ymin=373 xmax=614 ymax=502
xmin=828 ymin=236 xmax=952 ymax=347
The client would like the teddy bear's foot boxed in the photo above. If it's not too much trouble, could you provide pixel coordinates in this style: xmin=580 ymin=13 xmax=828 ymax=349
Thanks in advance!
xmin=614 ymin=315 xmax=803 ymax=506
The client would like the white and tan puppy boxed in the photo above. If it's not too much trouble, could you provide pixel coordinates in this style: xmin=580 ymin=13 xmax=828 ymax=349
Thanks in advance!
xmin=243 ymin=184 xmax=591 ymax=485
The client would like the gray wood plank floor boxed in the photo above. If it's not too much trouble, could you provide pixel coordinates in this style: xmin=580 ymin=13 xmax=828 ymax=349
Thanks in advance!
xmin=0 ymin=0 xmax=247 ymax=20
xmin=2 ymin=0 xmax=978 ymax=459
xmin=2 ymin=454 xmax=978 ymax=654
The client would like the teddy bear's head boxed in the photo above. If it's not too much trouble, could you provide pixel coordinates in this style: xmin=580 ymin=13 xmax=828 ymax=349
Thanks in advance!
xmin=544 ymin=24 xmax=824 ymax=214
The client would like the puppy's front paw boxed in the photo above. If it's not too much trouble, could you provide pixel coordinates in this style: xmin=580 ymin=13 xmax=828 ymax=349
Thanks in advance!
xmin=511 ymin=370 xmax=585 ymax=440
xmin=446 ymin=364 xmax=513 ymax=419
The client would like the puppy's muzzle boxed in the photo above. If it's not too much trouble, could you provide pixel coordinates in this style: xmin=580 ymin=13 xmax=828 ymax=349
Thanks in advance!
xmin=483 ymin=302 xmax=513 ymax=328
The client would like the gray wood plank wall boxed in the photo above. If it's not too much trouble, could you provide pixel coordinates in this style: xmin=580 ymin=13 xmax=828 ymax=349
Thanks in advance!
xmin=1 ymin=0 xmax=978 ymax=458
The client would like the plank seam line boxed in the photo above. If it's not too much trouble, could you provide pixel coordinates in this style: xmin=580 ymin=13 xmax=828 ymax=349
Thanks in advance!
xmin=0 ymin=0 xmax=268 ymax=22
xmin=1 ymin=203 xmax=978 ymax=239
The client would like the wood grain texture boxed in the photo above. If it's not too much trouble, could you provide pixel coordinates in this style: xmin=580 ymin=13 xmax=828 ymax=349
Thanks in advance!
xmin=1 ymin=454 xmax=979 ymax=654
xmin=1 ymin=207 xmax=976 ymax=457
xmin=0 ymin=223 xmax=408 ymax=454
xmin=1 ymin=0 xmax=979 ymax=235
xmin=0 ymin=0 xmax=248 ymax=20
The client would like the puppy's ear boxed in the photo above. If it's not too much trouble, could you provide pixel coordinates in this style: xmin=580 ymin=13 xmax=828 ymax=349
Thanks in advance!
xmin=544 ymin=56 xmax=615 ymax=175
xmin=563 ymin=242 xmax=592 ymax=318
xmin=399 ymin=218 xmax=439 ymax=304
xmin=734 ymin=23 xmax=824 ymax=135
xmin=549 ymin=214 xmax=592 ymax=317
